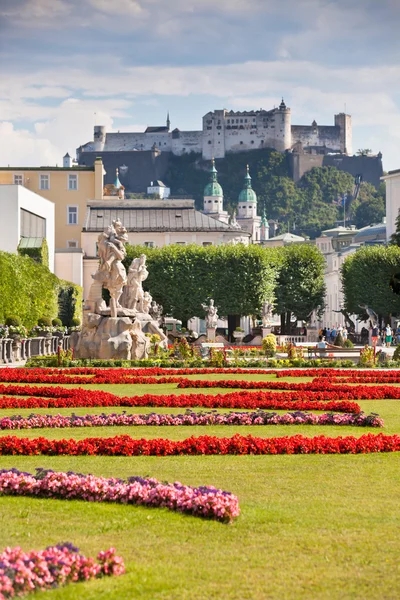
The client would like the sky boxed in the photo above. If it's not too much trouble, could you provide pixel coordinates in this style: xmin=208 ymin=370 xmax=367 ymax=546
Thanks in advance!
xmin=1 ymin=0 xmax=400 ymax=171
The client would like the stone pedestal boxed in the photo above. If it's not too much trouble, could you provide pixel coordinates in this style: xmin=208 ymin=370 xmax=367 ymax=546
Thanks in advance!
xmin=207 ymin=327 xmax=216 ymax=342
xmin=71 ymin=314 xmax=150 ymax=360
xmin=262 ymin=327 xmax=272 ymax=338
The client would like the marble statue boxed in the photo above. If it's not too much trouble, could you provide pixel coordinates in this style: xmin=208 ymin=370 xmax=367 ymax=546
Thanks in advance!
xmin=72 ymin=221 xmax=168 ymax=360
xmin=91 ymin=219 xmax=129 ymax=318
xmin=360 ymin=304 xmax=379 ymax=327
xmin=120 ymin=254 xmax=149 ymax=312
xmin=149 ymin=301 xmax=163 ymax=324
xmin=261 ymin=302 xmax=273 ymax=327
xmin=142 ymin=291 xmax=152 ymax=314
xmin=202 ymin=299 xmax=219 ymax=329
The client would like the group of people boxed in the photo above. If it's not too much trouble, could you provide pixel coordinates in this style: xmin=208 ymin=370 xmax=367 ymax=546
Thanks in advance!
xmin=319 ymin=324 xmax=348 ymax=345
xmin=370 ymin=324 xmax=399 ymax=348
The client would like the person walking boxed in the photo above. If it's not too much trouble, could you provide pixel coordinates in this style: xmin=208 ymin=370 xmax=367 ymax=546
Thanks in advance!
xmin=330 ymin=325 xmax=337 ymax=344
xmin=396 ymin=323 xmax=400 ymax=346
xmin=385 ymin=324 xmax=393 ymax=348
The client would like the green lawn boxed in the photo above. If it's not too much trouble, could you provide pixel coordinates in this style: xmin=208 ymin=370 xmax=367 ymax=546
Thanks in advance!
xmin=0 ymin=374 xmax=399 ymax=599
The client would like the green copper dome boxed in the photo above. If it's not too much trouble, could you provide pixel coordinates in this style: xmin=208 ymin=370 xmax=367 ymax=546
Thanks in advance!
xmin=238 ymin=165 xmax=257 ymax=203
xmin=204 ymin=159 xmax=223 ymax=197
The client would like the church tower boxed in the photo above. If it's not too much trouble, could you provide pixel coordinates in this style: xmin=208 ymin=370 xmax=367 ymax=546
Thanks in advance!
xmin=203 ymin=159 xmax=229 ymax=224
xmin=236 ymin=165 xmax=262 ymax=243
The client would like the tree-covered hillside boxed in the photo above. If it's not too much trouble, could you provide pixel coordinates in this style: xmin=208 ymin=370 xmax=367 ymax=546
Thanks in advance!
xmin=164 ymin=150 xmax=385 ymax=239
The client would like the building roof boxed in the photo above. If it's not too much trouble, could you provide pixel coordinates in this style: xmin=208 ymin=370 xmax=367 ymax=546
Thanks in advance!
xmin=144 ymin=126 xmax=169 ymax=133
xmin=353 ymin=223 xmax=386 ymax=241
xmin=0 ymin=166 xmax=94 ymax=171
xmin=238 ymin=165 xmax=257 ymax=203
xmin=149 ymin=180 xmax=167 ymax=188
xmin=204 ymin=159 xmax=223 ymax=197
xmin=84 ymin=201 xmax=248 ymax=234
xmin=268 ymin=233 xmax=305 ymax=242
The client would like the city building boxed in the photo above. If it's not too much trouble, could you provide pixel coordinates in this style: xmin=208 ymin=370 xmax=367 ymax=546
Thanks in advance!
xmin=236 ymin=165 xmax=262 ymax=242
xmin=0 ymin=158 xmax=104 ymax=251
xmin=0 ymin=185 xmax=55 ymax=272
xmin=382 ymin=168 xmax=400 ymax=241
xmin=147 ymin=180 xmax=170 ymax=199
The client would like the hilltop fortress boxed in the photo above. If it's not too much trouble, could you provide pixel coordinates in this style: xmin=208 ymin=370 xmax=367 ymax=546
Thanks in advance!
xmin=77 ymin=100 xmax=352 ymax=162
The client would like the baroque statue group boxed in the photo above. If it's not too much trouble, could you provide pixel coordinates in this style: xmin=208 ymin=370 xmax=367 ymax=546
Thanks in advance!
xmin=71 ymin=219 xmax=166 ymax=360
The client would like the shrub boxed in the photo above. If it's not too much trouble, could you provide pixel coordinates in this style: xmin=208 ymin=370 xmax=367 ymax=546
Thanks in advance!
xmin=71 ymin=317 xmax=81 ymax=327
xmin=52 ymin=318 xmax=62 ymax=326
xmin=334 ymin=333 xmax=344 ymax=347
xmin=38 ymin=317 xmax=52 ymax=328
xmin=262 ymin=334 xmax=276 ymax=357
xmin=0 ymin=251 xmax=59 ymax=328
xmin=343 ymin=338 xmax=354 ymax=348
xmin=393 ymin=345 xmax=400 ymax=362
xmin=5 ymin=315 xmax=21 ymax=327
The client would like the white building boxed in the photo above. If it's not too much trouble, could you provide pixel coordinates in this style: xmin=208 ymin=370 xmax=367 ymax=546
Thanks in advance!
xmin=0 ymin=184 xmax=55 ymax=272
xmin=382 ymin=169 xmax=400 ymax=241
xmin=147 ymin=180 xmax=171 ymax=199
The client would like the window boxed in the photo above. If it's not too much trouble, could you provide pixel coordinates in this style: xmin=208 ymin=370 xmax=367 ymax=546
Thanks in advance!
xmin=144 ymin=241 xmax=154 ymax=248
xmin=39 ymin=174 xmax=50 ymax=190
xmin=67 ymin=205 xmax=78 ymax=225
xmin=67 ymin=240 xmax=78 ymax=248
xmin=68 ymin=174 xmax=78 ymax=190
xmin=176 ymin=242 xmax=186 ymax=246
xmin=20 ymin=209 xmax=46 ymax=238
xmin=203 ymin=242 xmax=212 ymax=246
xmin=13 ymin=174 xmax=23 ymax=185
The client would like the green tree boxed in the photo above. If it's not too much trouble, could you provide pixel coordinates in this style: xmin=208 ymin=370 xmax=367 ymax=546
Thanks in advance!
xmin=390 ymin=210 xmax=400 ymax=246
xmin=341 ymin=246 xmax=400 ymax=321
xmin=274 ymin=244 xmax=326 ymax=333
xmin=353 ymin=195 xmax=385 ymax=228
xmin=124 ymin=244 xmax=277 ymax=331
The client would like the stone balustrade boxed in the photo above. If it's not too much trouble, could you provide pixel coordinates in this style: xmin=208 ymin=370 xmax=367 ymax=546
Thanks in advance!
xmin=0 ymin=336 xmax=70 ymax=364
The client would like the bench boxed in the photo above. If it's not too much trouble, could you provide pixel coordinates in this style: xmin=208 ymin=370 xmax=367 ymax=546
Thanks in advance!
xmin=308 ymin=346 xmax=360 ymax=359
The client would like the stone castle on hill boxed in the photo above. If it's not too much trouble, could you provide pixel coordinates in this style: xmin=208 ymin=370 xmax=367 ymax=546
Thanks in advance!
xmin=77 ymin=100 xmax=352 ymax=161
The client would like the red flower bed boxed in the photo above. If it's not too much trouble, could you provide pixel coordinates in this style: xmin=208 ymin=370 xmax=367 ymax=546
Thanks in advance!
xmin=0 ymin=384 xmax=360 ymax=412
xmin=176 ymin=378 xmax=400 ymax=399
xmin=0 ymin=367 xmax=276 ymax=385
xmin=0 ymin=433 xmax=398 ymax=456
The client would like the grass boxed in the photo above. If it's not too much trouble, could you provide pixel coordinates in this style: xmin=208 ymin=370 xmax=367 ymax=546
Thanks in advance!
xmin=0 ymin=373 xmax=400 ymax=599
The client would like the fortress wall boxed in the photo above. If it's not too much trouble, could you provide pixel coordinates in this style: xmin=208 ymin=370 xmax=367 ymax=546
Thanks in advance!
xmin=291 ymin=125 xmax=341 ymax=151
xmin=171 ymin=131 xmax=202 ymax=155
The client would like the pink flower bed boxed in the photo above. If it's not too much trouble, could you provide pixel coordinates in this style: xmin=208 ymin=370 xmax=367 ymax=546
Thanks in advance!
xmin=0 ymin=469 xmax=240 ymax=524
xmin=0 ymin=410 xmax=383 ymax=430
xmin=0 ymin=542 xmax=124 ymax=599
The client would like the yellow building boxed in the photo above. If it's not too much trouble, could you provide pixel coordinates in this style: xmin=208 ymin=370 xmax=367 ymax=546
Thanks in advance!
xmin=0 ymin=156 xmax=104 ymax=250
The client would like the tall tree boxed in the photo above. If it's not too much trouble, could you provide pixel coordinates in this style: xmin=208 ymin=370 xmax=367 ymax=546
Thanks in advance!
xmin=341 ymin=246 xmax=400 ymax=321
xmin=124 ymin=244 xmax=277 ymax=329
xmin=274 ymin=244 xmax=326 ymax=333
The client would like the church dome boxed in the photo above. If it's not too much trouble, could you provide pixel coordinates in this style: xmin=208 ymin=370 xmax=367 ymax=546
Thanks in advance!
xmin=204 ymin=159 xmax=223 ymax=197
xmin=238 ymin=165 xmax=257 ymax=203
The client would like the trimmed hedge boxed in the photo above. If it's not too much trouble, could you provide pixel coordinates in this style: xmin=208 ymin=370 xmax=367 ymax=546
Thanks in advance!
xmin=0 ymin=251 xmax=82 ymax=329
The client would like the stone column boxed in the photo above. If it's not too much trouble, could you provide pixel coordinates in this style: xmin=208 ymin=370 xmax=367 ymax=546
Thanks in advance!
xmin=207 ymin=327 xmax=216 ymax=342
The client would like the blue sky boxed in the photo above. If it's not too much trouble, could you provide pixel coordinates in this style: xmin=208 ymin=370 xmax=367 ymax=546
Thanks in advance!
xmin=1 ymin=0 xmax=400 ymax=170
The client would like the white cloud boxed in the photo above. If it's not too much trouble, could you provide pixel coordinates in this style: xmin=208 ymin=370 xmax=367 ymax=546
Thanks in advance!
xmin=1 ymin=57 xmax=400 ymax=168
